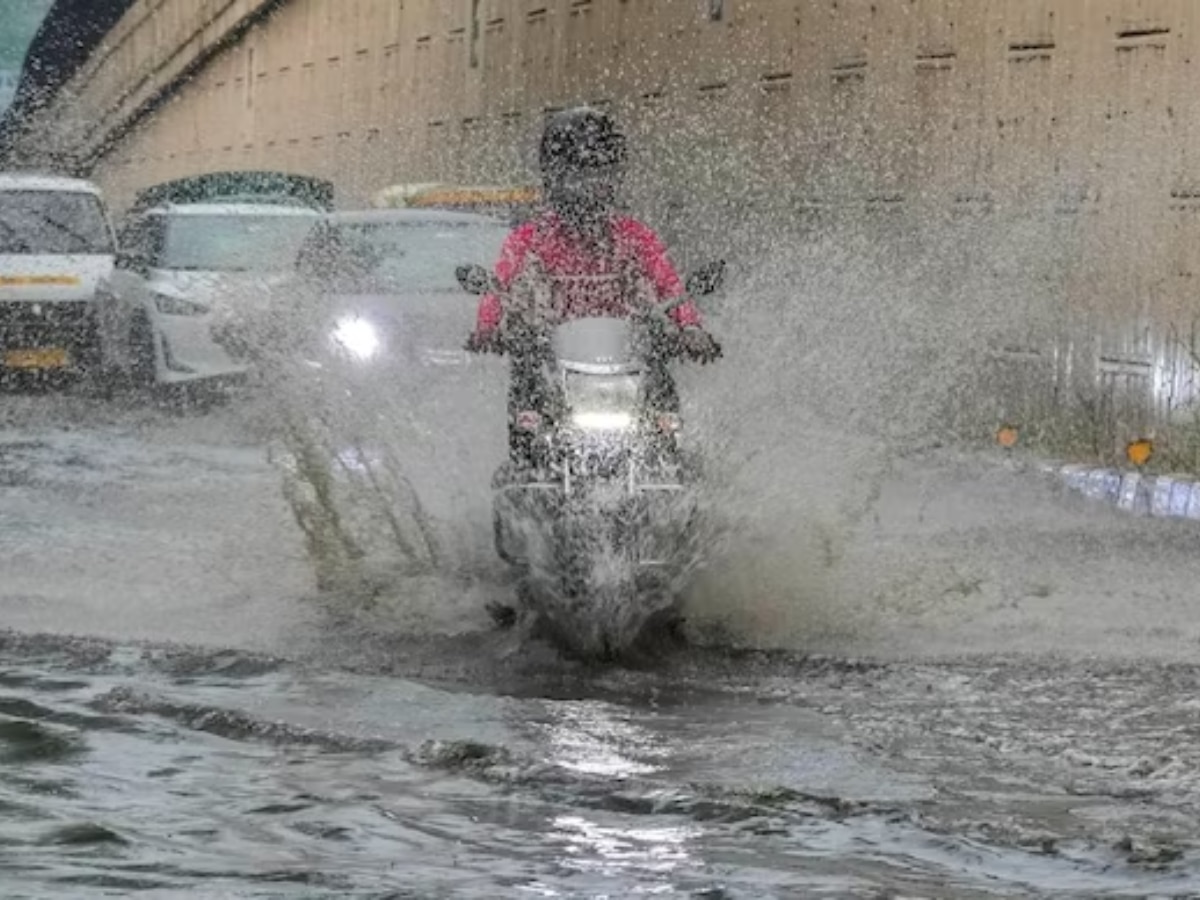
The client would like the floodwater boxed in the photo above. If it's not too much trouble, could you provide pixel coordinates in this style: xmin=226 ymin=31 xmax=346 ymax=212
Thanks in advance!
xmin=4 ymin=633 xmax=1200 ymax=897
xmin=5 ymin=391 xmax=1200 ymax=898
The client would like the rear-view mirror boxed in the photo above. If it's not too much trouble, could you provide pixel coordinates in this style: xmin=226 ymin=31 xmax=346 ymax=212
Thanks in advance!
xmin=456 ymin=264 xmax=497 ymax=295
xmin=686 ymin=259 xmax=726 ymax=297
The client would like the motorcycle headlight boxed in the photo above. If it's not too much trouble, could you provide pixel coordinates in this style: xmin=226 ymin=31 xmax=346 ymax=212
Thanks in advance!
xmin=566 ymin=373 xmax=640 ymax=431
xmin=330 ymin=315 xmax=381 ymax=361
xmin=573 ymin=410 xmax=636 ymax=431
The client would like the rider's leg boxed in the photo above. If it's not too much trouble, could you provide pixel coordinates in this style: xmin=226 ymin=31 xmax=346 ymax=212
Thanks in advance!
xmin=508 ymin=356 xmax=540 ymax=467
xmin=646 ymin=361 xmax=680 ymax=413
xmin=645 ymin=361 xmax=683 ymax=460
xmin=493 ymin=358 xmax=542 ymax=629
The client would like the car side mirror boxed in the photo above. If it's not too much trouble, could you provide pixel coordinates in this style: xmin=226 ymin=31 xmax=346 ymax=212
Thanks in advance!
xmin=456 ymin=264 xmax=498 ymax=295
xmin=686 ymin=259 xmax=726 ymax=297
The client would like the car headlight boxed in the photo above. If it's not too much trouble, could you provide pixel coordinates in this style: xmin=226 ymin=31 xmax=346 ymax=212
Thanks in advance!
xmin=330 ymin=315 xmax=381 ymax=361
xmin=154 ymin=292 xmax=209 ymax=317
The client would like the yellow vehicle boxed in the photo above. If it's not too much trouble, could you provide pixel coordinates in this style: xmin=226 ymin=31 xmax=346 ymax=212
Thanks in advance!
xmin=373 ymin=183 xmax=540 ymax=224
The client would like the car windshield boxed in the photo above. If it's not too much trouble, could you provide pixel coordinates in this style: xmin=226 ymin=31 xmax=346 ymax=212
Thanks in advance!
xmin=0 ymin=190 xmax=113 ymax=255
xmin=160 ymin=213 xmax=318 ymax=272
xmin=334 ymin=221 xmax=509 ymax=292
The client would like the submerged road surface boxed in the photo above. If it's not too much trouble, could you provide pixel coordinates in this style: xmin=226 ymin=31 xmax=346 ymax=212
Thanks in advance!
xmin=1 ymin=394 xmax=315 ymax=651
xmin=4 ymin=391 xmax=1200 ymax=897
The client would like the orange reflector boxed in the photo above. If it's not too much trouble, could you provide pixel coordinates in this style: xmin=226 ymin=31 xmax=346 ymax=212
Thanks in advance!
xmin=1126 ymin=438 xmax=1154 ymax=467
xmin=996 ymin=425 xmax=1019 ymax=449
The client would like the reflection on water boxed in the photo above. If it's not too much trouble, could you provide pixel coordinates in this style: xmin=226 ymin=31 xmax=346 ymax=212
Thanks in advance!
xmin=551 ymin=815 xmax=698 ymax=880
xmin=536 ymin=700 xmax=666 ymax=778
xmin=3 ymin=634 xmax=1200 ymax=898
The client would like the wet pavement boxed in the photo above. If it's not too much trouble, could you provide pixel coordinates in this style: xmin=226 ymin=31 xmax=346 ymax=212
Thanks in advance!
xmin=0 ymin=392 xmax=316 ymax=651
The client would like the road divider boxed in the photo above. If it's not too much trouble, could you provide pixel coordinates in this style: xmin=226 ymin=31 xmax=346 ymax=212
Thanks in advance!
xmin=1043 ymin=461 xmax=1200 ymax=520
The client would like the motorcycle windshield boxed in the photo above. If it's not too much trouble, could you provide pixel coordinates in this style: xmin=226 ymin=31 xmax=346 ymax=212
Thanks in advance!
xmin=551 ymin=317 xmax=639 ymax=375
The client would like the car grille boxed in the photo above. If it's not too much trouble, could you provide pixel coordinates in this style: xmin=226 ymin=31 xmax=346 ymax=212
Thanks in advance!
xmin=0 ymin=301 xmax=98 ymax=353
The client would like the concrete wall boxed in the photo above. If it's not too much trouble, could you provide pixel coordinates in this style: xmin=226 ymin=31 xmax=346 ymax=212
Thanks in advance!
xmin=4 ymin=0 xmax=283 ymax=167
xmin=11 ymin=1 xmax=1200 ymax=340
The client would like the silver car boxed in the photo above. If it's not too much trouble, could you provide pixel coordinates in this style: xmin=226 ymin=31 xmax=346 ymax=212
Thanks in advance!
xmin=99 ymin=201 xmax=320 ymax=386
xmin=293 ymin=208 xmax=509 ymax=372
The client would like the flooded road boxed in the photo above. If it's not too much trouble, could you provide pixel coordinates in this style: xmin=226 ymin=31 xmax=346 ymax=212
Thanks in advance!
xmin=0 ymin=393 xmax=316 ymax=651
xmin=4 ymin=634 xmax=1200 ymax=898
xmin=4 ymin=391 xmax=1200 ymax=897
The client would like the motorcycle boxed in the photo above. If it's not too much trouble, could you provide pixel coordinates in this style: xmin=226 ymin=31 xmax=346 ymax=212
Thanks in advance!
xmin=456 ymin=259 xmax=724 ymax=659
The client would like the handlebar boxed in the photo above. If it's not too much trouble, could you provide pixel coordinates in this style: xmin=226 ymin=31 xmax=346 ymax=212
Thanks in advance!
xmin=465 ymin=322 xmax=720 ymax=364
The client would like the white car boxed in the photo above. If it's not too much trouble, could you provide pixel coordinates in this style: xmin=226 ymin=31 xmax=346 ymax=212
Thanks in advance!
xmin=0 ymin=173 xmax=117 ymax=380
xmin=294 ymin=208 xmax=509 ymax=371
xmin=99 ymin=201 xmax=320 ymax=386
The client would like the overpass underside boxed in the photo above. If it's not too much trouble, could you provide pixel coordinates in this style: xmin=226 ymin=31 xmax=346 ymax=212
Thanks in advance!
xmin=6 ymin=1 xmax=1200 ymax=397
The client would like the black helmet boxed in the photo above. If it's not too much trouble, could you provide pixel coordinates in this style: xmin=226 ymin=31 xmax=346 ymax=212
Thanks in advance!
xmin=539 ymin=107 xmax=627 ymax=180
xmin=539 ymin=108 xmax=626 ymax=225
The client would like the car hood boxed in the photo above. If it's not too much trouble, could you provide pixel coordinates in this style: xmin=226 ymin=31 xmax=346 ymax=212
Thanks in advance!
xmin=150 ymin=269 xmax=300 ymax=313
xmin=324 ymin=288 xmax=475 ymax=322
xmin=0 ymin=254 xmax=114 ymax=302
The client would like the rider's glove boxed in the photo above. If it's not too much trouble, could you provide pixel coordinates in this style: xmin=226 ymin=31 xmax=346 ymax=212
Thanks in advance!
xmin=465 ymin=330 xmax=502 ymax=354
xmin=679 ymin=328 xmax=722 ymax=364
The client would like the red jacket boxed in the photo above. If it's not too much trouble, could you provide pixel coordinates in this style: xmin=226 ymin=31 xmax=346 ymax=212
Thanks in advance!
xmin=474 ymin=211 xmax=704 ymax=334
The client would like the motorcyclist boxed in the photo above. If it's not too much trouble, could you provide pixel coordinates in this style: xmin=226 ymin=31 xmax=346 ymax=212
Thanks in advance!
xmin=465 ymin=106 xmax=722 ymax=465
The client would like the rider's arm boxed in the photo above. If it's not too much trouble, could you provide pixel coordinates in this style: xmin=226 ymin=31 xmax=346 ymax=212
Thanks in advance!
xmin=474 ymin=223 xmax=537 ymax=334
xmin=620 ymin=218 xmax=704 ymax=329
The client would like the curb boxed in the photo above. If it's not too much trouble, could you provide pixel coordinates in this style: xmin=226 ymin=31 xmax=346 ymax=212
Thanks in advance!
xmin=1040 ymin=461 xmax=1200 ymax=520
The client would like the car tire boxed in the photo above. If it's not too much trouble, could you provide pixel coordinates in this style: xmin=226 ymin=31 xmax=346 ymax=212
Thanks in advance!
xmin=128 ymin=312 xmax=157 ymax=389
